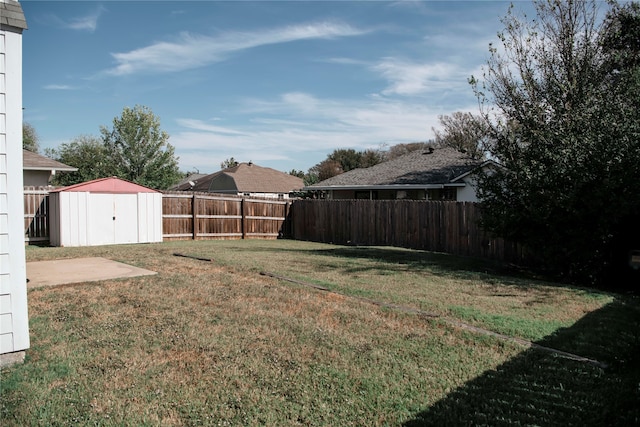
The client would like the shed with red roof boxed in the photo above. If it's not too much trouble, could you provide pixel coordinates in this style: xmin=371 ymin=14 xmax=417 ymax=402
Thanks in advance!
xmin=49 ymin=177 xmax=163 ymax=247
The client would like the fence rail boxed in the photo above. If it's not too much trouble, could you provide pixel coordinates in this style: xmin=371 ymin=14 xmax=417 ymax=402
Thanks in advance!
xmin=161 ymin=191 xmax=292 ymax=240
xmin=290 ymin=199 xmax=527 ymax=264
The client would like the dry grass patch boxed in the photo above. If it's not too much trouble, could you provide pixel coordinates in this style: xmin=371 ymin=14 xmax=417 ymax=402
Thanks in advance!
xmin=1 ymin=240 xmax=638 ymax=425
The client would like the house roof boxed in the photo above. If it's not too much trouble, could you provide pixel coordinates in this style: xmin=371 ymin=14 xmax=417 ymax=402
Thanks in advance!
xmin=1 ymin=0 xmax=28 ymax=31
xmin=51 ymin=177 xmax=159 ymax=194
xmin=189 ymin=162 xmax=304 ymax=194
xmin=22 ymin=149 xmax=78 ymax=173
xmin=169 ymin=173 xmax=209 ymax=191
xmin=307 ymin=147 xmax=481 ymax=190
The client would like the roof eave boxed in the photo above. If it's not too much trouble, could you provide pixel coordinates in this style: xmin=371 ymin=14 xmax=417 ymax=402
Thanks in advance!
xmin=304 ymin=183 xmax=466 ymax=191
xmin=24 ymin=166 xmax=79 ymax=172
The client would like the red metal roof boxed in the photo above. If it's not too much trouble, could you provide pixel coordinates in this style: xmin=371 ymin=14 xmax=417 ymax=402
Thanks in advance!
xmin=51 ymin=177 xmax=159 ymax=193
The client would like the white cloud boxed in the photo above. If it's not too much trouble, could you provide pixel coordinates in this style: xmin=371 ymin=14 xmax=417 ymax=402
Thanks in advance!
xmin=168 ymin=91 xmax=454 ymax=172
xmin=176 ymin=119 xmax=247 ymax=135
xmin=64 ymin=6 xmax=105 ymax=32
xmin=373 ymin=57 xmax=465 ymax=96
xmin=44 ymin=84 xmax=75 ymax=90
xmin=106 ymin=21 xmax=368 ymax=76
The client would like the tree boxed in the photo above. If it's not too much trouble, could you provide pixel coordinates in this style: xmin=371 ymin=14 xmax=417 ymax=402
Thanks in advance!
xmin=432 ymin=112 xmax=488 ymax=159
xmin=359 ymin=149 xmax=385 ymax=168
xmin=23 ymin=122 xmax=39 ymax=153
xmin=308 ymin=148 xmax=385 ymax=183
xmin=384 ymin=142 xmax=432 ymax=161
xmin=101 ymin=105 xmax=182 ymax=190
xmin=220 ymin=157 xmax=239 ymax=169
xmin=288 ymin=169 xmax=306 ymax=179
xmin=473 ymin=0 xmax=640 ymax=286
xmin=45 ymin=135 xmax=111 ymax=186
xmin=308 ymin=159 xmax=343 ymax=182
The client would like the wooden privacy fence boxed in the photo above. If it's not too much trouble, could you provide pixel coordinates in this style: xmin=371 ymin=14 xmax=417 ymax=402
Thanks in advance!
xmin=24 ymin=186 xmax=52 ymax=244
xmin=290 ymin=199 xmax=527 ymax=264
xmin=23 ymin=189 xmax=526 ymax=266
xmin=162 ymin=191 xmax=292 ymax=240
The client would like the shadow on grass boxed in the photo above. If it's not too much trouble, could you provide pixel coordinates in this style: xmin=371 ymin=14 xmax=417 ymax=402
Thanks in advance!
xmin=237 ymin=242 xmax=539 ymax=282
xmin=403 ymin=298 xmax=640 ymax=426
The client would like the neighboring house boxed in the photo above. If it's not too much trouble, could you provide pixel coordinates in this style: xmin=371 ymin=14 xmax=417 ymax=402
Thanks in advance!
xmin=0 ymin=0 xmax=29 ymax=365
xmin=176 ymin=162 xmax=304 ymax=199
xmin=22 ymin=149 xmax=77 ymax=186
xmin=306 ymin=147 xmax=495 ymax=202
xmin=168 ymin=173 xmax=208 ymax=191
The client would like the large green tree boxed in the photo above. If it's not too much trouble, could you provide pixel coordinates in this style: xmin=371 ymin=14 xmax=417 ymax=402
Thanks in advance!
xmin=46 ymin=135 xmax=110 ymax=186
xmin=23 ymin=122 xmax=39 ymax=153
xmin=308 ymin=148 xmax=384 ymax=182
xmin=473 ymin=0 xmax=640 ymax=286
xmin=101 ymin=105 xmax=182 ymax=189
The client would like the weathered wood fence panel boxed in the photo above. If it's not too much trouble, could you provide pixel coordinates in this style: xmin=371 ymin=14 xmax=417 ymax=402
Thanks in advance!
xmin=290 ymin=199 xmax=527 ymax=264
xmin=24 ymin=189 xmax=526 ymax=265
xmin=162 ymin=192 xmax=292 ymax=240
xmin=24 ymin=186 xmax=52 ymax=244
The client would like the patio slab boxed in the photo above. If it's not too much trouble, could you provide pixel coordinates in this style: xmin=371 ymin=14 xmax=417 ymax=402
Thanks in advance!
xmin=26 ymin=257 xmax=157 ymax=289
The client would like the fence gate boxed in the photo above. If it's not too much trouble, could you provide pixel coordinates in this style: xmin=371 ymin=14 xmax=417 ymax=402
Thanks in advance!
xmin=24 ymin=186 xmax=51 ymax=244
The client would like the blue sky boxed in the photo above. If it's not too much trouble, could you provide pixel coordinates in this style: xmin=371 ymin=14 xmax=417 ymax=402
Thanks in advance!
xmin=21 ymin=1 xmax=528 ymax=175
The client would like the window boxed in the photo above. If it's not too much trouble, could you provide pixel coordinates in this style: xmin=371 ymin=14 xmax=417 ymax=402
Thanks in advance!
xmin=427 ymin=188 xmax=457 ymax=201
xmin=355 ymin=191 xmax=378 ymax=200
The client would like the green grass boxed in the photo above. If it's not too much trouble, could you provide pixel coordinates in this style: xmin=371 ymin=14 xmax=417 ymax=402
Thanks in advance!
xmin=1 ymin=239 xmax=639 ymax=426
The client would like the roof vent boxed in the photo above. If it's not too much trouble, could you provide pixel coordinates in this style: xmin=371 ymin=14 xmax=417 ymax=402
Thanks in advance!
xmin=425 ymin=147 xmax=434 ymax=154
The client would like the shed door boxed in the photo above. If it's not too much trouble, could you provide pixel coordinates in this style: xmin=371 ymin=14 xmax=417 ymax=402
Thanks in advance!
xmin=90 ymin=193 xmax=139 ymax=245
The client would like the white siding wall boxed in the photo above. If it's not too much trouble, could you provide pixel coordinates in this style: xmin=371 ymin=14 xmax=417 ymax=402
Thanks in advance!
xmin=456 ymin=177 xmax=480 ymax=202
xmin=0 ymin=19 xmax=29 ymax=354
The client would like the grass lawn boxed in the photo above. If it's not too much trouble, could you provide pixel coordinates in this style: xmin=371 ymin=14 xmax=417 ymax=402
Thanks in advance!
xmin=2 ymin=239 xmax=639 ymax=426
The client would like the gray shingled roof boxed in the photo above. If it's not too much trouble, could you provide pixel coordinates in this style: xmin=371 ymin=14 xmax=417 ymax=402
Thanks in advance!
xmin=187 ymin=162 xmax=303 ymax=194
xmin=307 ymin=147 xmax=480 ymax=189
xmin=169 ymin=173 xmax=209 ymax=191
xmin=22 ymin=149 xmax=77 ymax=172
xmin=1 ymin=1 xmax=28 ymax=31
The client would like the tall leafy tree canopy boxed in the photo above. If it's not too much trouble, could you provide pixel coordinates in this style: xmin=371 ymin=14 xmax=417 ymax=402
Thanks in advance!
xmin=23 ymin=122 xmax=39 ymax=153
xmin=220 ymin=157 xmax=239 ymax=169
xmin=48 ymin=106 xmax=182 ymax=189
xmin=473 ymin=0 xmax=640 ymax=286
xmin=46 ymin=135 xmax=110 ymax=187
xmin=101 ymin=105 xmax=182 ymax=189
xmin=432 ymin=112 xmax=488 ymax=160
xmin=308 ymin=148 xmax=384 ymax=183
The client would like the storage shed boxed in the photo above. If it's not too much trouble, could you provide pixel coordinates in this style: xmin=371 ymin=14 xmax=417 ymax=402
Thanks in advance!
xmin=49 ymin=177 xmax=163 ymax=247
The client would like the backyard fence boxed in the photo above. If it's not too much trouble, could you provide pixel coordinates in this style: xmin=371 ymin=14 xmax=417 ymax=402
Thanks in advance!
xmin=22 ymin=189 xmax=526 ymax=265
xmin=162 ymin=191 xmax=292 ymax=240
xmin=290 ymin=199 xmax=528 ymax=264
xmin=23 ymin=186 xmax=52 ymax=244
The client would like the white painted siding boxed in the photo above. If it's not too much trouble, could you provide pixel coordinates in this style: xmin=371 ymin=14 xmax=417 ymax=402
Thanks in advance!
xmin=0 ymin=11 xmax=29 ymax=354
xmin=456 ymin=177 xmax=480 ymax=202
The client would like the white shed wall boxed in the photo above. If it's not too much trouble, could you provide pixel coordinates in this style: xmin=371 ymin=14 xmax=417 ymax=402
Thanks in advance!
xmin=0 ymin=17 xmax=29 ymax=355
xmin=50 ymin=191 xmax=162 ymax=247
xmin=137 ymin=192 xmax=163 ymax=243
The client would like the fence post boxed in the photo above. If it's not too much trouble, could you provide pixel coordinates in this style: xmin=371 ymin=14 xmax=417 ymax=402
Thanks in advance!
xmin=241 ymin=198 xmax=247 ymax=239
xmin=192 ymin=193 xmax=197 ymax=240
